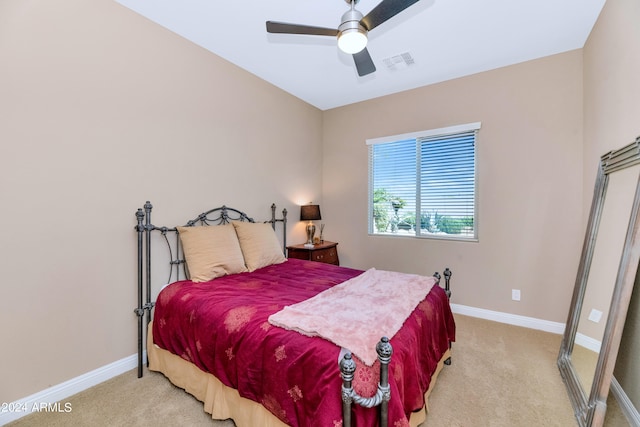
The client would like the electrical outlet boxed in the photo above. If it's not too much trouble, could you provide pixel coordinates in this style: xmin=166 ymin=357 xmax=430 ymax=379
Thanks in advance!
xmin=512 ymin=289 xmax=521 ymax=301
xmin=588 ymin=309 xmax=603 ymax=323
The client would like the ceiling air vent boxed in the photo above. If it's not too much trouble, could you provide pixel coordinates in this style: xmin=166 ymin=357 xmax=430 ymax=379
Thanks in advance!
xmin=382 ymin=52 xmax=415 ymax=71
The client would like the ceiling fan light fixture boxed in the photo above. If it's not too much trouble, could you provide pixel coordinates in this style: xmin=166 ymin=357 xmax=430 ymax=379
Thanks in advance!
xmin=338 ymin=28 xmax=368 ymax=54
xmin=337 ymin=8 xmax=367 ymax=54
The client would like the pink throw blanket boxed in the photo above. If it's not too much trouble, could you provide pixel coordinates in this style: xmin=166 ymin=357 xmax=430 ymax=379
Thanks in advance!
xmin=268 ymin=268 xmax=437 ymax=365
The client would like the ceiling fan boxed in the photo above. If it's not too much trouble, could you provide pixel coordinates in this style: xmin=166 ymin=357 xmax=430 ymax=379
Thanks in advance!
xmin=266 ymin=0 xmax=420 ymax=77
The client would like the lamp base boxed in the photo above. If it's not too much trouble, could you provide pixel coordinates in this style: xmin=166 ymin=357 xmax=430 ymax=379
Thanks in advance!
xmin=305 ymin=222 xmax=316 ymax=248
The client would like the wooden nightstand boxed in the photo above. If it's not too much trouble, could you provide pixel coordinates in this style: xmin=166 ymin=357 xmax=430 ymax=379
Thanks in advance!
xmin=287 ymin=241 xmax=339 ymax=266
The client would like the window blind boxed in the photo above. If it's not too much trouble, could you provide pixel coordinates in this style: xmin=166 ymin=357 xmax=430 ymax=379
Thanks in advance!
xmin=368 ymin=125 xmax=478 ymax=240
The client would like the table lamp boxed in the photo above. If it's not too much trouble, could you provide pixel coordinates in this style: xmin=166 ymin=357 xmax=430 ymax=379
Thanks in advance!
xmin=300 ymin=204 xmax=321 ymax=248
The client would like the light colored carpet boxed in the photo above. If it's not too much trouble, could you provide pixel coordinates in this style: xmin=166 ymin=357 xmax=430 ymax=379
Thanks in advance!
xmin=7 ymin=315 xmax=629 ymax=426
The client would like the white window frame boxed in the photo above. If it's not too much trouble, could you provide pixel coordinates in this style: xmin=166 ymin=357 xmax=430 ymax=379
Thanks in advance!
xmin=367 ymin=122 xmax=480 ymax=241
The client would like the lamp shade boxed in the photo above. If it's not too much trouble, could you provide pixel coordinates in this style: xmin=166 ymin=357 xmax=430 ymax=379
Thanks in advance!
xmin=300 ymin=205 xmax=321 ymax=221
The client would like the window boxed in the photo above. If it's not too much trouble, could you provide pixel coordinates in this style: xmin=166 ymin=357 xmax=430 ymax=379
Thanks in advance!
xmin=367 ymin=122 xmax=480 ymax=241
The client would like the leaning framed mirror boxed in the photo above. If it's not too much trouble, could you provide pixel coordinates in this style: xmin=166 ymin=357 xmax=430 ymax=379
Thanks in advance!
xmin=558 ymin=137 xmax=640 ymax=426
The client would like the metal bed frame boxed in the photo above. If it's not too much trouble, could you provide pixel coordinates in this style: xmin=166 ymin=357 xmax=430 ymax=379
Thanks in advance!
xmin=134 ymin=201 xmax=452 ymax=427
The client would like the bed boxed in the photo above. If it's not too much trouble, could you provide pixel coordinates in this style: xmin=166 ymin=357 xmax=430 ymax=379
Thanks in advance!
xmin=134 ymin=202 xmax=455 ymax=427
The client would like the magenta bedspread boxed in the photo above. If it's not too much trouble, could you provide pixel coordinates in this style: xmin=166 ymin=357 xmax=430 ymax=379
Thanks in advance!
xmin=153 ymin=258 xmax=455 ymax=427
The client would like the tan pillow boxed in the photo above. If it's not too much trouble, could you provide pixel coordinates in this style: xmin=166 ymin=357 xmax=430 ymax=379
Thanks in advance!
xmin=177 ymin=224 xmax=247 ymax=282
xmin=232 ymin=221 xmax=287 ymax=272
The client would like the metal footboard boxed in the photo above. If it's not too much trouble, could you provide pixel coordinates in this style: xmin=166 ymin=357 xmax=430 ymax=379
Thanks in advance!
xmin=339 ymin=269 xmax=452 ymax=426
xmin=340 ymin=337 xmax=393 ymax=427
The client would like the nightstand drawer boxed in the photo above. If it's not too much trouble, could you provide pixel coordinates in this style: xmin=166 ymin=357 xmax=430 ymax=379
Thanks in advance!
xmin=311 ymin=247 xmax=338 ymax=264
xmin=287 ymin=250 xmax=309 ymax=261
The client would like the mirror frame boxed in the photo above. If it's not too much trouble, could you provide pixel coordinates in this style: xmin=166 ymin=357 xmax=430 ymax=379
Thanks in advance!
xmin=559 ymin=137 xmax=640 ymax=426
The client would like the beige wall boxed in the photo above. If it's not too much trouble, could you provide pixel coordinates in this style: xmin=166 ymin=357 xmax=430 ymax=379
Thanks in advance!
xmin=583 ymin=0 xmax=640 ymax=411
xmin=323 ymin=51 xmax=584 ymax=323
xmin=0 ymin=0 xmax=321 ymax=402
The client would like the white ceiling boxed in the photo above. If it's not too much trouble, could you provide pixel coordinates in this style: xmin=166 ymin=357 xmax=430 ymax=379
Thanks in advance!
xmin=115 ymin=0 xmax=606 ymax=111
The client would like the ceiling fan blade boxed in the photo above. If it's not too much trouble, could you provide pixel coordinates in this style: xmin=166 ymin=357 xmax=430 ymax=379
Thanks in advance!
xmin=353 ymin=48 xmax=376 ymax=77
xmin=361 ymin=0 xmax=420 ymax=31
xmin=266 ymin=21 xmax=339 ymax=37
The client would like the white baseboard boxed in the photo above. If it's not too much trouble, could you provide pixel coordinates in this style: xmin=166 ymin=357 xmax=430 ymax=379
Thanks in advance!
xmin=450 ymin=304 xmax=604 ymax=351
xmin=1 ymin=305 xmax=566 ymax=426
xmin=611 ymin=377 xmax=640 ymax=427
xmin=575 ymin=332 xmax=602 ymax=353
xmin=0 ymin=352 xmax=146 ymax=425
xmin=450 ymin=303 xmax=566 ymax=334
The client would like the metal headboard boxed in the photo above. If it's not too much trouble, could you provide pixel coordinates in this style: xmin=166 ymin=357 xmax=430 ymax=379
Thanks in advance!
xmin=134 ymin=201 xmax=288 ymax=377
